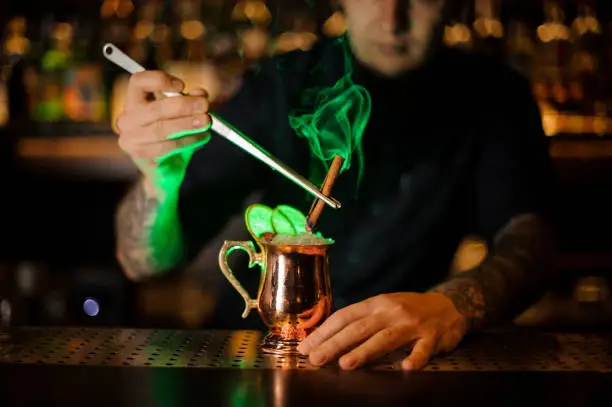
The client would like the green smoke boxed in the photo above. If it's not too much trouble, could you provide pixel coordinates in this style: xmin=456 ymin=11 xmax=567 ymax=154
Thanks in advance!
xmin=288 ymin=34 xmax=372 ymax=189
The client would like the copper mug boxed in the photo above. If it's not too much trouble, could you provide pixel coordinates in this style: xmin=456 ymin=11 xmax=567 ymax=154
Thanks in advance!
xmin=219 ymin=239 xmax=333 ymax=355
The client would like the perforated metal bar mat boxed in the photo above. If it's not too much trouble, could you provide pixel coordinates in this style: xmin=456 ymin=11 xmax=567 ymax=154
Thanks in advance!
xmin=1 ymin=328 xmax=612 ymax=372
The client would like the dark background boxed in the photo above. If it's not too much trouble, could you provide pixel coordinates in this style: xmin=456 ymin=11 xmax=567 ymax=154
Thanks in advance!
xmin=1 ymin=0 xmax=612 ymax=330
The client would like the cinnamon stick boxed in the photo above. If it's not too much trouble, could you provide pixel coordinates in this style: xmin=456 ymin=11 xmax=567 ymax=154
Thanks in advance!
xmin=306 ymin=155 xmax=345 ymax=231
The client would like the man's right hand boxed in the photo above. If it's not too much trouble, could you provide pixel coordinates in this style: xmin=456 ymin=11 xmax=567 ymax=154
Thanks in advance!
xmin=116 ymin=71 xmax=212 ymax=176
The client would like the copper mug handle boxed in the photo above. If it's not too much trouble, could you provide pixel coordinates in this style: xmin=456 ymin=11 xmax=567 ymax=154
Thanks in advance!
xmin=218 ymin=240 xmax=264 ymax=318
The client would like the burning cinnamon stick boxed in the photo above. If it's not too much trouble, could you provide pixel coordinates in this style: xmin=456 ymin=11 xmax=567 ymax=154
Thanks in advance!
xmin=306 ymin=155 xmax=345 ymax=231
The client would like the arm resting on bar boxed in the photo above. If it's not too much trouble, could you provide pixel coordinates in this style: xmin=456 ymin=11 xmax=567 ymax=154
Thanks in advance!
xmin=431 ymin=65 xmax=559 ymax=332
xmin=431 ymin=213 xmax=559 ymax=332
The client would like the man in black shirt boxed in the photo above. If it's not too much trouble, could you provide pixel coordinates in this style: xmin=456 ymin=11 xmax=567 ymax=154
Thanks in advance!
xmin=115 ymin=0 xmax=558 ymax=371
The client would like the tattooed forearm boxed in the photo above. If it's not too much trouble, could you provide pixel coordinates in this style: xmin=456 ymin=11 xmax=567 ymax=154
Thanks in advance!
xmin=432 ymin=213 xmax=558 ymax=332
xmin=115 ymin=179 xmax=182 ymax=281
xmin=432 ymin=278 xmax=485 ymax=332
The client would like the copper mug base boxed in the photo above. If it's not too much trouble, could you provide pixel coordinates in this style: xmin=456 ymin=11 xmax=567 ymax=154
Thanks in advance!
xmin=219 ymin=239 xmax=333 ymax=356
xmin=259 ymin=332 xmax=303 ymax=356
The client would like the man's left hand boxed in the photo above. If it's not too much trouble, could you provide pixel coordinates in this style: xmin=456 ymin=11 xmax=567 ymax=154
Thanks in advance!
xmin=297 ymin=292 xmax=468 ymax=370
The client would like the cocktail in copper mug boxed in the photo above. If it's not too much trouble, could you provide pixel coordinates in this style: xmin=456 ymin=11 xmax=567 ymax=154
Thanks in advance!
xmin=218 ymin=236 xmax=333 ymax=355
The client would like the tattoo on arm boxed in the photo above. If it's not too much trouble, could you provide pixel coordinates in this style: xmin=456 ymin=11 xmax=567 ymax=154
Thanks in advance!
xmin=432 ymin=213 xmax=558 ymax=331
xmin=432 ymin=278 xmax=485 ymax=332
xmin=115 ymin=180 xmax=165 ymax=281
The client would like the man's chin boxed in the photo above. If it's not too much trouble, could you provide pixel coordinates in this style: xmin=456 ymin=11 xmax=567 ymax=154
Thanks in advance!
xmin=369 ymin=59 xmax=418 ymax=77
xmin=377 ymin=43 xmax=409 ymax=57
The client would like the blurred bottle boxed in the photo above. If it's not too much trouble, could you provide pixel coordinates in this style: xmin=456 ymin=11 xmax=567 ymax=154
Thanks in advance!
xmin=505 ymin=20 xmax=536 ymax=78
xmin=18 ymin=262 xmax=49 ymax=324
xmin=0 ymin=298 xmax=10 ymax=341
xmin=536 ymin=0 xmax=572 ymax=113
xmin=238 ymin=25 xmax=269 ymax=63
xmin=175 ymin=0 xmax=207 ymax=62
xmin=604 ymin=6 xmax=612 ymax=115
xmin=62 ymin=19 xmax=107 ymax=123
xmin=569 ymin=0 xmax=604 ymax=116
xmin=1 ymin=16 xmax=32 ymax=128
xmin=0 ymin=263 xmax=14 ymax=340
xmin=128 ymin=0 xmax=156 ymax=67
xmin=574 ymin=276 xmax=610 ymax=304
xmin=472 ymin=0 xmax=504 ymax=57
xmin=166 ymin=0 xmax=230 ymax=104
xmin=151 ymin=0 xmax=174 ymax=69
xmin=100 ymin=0 xmax=134 ymax=121
xmin=0 ymin=71 xmax=7 ymax=128
xmin=444 ymin=4 xmax=473 ymax=51
xmin=108 ymin=0 xmax=155 ymax=132
xmin=30 ymin=17 xmax=73 ymax=123
xmin=100 ymin=0 xmax=134 ymax=52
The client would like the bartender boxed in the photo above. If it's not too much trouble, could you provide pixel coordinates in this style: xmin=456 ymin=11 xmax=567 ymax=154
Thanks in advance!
xmin=114 ymin=0 xmax=558 ymax=371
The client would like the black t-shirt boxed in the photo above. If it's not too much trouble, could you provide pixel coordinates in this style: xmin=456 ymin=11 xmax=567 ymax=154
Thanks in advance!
xmin=178 ymin=37 xmax=554 ymax=329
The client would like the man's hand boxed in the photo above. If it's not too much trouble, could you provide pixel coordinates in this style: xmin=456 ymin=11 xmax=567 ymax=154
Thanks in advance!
xmin=297 ymin=292 xmax=468 ymax=370
xmin=116 ymin=71 xmax=212 ymax=182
